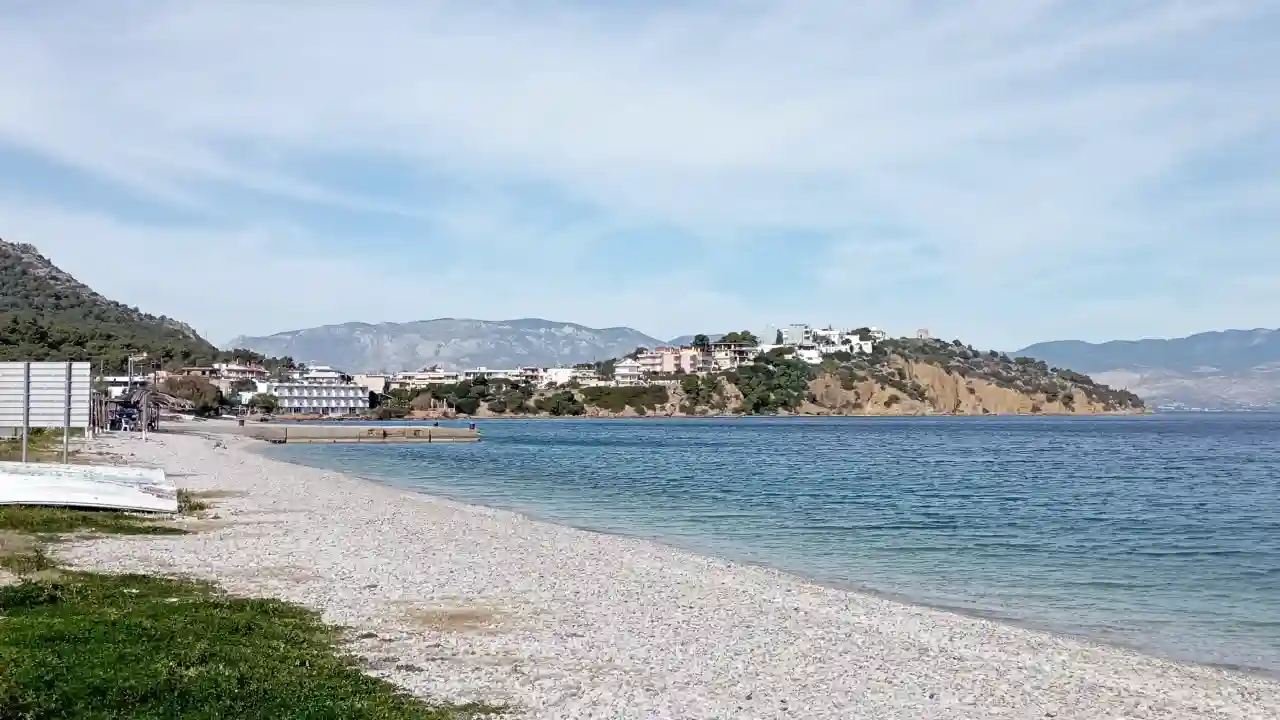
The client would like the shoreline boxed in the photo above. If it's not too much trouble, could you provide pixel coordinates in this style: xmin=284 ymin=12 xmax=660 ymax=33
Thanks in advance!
xmin=57 ymin=429 xmax=1280 ymax=718
xmin=265 ymin=441 xmax=1279 ymax=682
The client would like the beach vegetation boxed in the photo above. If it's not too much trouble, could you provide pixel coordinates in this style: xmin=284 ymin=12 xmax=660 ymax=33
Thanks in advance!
xmin=0 ymin=570 xmax=502 ymax=719
xmin=678 ymin=375 xmax=725 ymax=414
xmin=0 ymin=505 xmax=187 ymax=537
xmin=249 ymin=392 xmax=279 ymax=413
xmin=725 ymin=355 xmax=814 ymax=414
xmin=534 ymin=391 xmax=584 ymax=416
xmin=580 ymin=385 xmax=669 ymax=413
xmin=160 ymin=376 xmax=224 ymax=416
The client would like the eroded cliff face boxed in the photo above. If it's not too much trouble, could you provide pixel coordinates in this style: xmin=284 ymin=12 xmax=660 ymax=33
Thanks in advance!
xmin=803 ymin=359 xmax=1130 ymax=416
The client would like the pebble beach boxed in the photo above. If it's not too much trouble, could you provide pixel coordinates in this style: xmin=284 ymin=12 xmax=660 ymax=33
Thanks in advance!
xmin=57 ymin=429 xmax=1280 ymax=720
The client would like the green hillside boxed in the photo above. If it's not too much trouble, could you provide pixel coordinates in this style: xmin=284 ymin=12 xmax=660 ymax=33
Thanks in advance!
xmin=0 ymin=239 xmax=221 ymax=372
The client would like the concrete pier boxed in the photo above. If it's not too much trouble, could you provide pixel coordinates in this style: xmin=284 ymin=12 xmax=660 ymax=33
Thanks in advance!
xmin=239 ymin=424 xmax=479 ymax=444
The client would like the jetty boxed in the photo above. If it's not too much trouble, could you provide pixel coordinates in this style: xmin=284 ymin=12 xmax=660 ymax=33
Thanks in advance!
xmin=238 ymin=424 xmax=479 ymax=444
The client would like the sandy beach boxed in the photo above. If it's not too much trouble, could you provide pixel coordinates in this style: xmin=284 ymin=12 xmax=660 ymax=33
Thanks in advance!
xmin=55 ymin=428 xmax=1280 ymax=719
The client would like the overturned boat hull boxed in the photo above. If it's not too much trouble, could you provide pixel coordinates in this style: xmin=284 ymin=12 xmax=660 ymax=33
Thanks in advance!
xmin=0 ymin=461 xmax=176 ymax=513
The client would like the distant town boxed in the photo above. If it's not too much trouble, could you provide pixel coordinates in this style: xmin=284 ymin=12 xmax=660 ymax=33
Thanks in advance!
xmin=101 ymin=324 xmax=903 ymax=416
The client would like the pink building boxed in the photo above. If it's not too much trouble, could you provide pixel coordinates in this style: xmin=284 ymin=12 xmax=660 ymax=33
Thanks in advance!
xmin=636 ymin=347 xmax=706 ymax=375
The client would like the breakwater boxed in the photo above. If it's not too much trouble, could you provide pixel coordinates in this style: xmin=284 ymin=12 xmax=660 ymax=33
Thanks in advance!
xmin=239 ymin=423 xmax=479 ymax=444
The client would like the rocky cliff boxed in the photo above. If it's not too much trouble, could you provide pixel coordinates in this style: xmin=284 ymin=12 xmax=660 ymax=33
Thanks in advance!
xmin=802 ymin=360 xmax=1128 ymax=416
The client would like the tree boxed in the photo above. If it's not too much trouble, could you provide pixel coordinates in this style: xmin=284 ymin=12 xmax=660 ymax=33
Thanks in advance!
xmin=161 ymin=376 xmax=224 ymax=416
xmin=249 ymin=393 xmax=279 ymax=414
xmin=368 ymin=391 xmax=381 ymax=409
xmin=691 ymin=334 xmax=710 ymax=351
xmin=720 ymin=330 xmax=759 ymax=345
xmin=454 ymin=396 xmax=481 ymax=415
xmin=229 ymin=378 xmax=257 ymax=393
xmin=534 ymin=390 xmax=584 ymax=416
xmin=775 ymin=329 xmax=784 ymax=344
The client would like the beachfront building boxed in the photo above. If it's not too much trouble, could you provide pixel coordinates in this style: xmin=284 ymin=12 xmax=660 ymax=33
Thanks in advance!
xmin=613 ymin=358 xmax=644 ymax=386
xmin=267 ymin=382 xmax=370 ymax=416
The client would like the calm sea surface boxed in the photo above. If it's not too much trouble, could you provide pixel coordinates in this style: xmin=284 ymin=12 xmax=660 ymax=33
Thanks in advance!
xmin=261 ymin=414 xmax=1280 ymax=674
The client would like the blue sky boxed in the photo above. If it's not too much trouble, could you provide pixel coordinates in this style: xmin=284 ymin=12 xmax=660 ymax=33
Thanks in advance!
xmin=1 ymin=1 xmax=1277 ymax=350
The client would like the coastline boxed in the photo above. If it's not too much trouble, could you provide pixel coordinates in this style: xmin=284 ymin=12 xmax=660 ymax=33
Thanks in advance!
xmin=57 ymin=429 xmax=1280 ymax=719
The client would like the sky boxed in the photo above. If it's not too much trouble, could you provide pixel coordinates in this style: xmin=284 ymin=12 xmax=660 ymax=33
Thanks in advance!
xmin=1 ymin=1 xmax=1278 ymax=350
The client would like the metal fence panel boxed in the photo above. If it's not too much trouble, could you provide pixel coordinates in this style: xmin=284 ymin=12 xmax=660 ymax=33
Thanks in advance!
xmin=0 ymin=362 xmax=92 ymax=429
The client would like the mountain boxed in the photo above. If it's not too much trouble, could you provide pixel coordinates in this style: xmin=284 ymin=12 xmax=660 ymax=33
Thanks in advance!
xmin=1015 ymin=329 xmax=1280 ymax=410
xmin=0 ymin=239 xmax=220 ymax=371
xmin=227 ymin=319 xmax=667 ymax=373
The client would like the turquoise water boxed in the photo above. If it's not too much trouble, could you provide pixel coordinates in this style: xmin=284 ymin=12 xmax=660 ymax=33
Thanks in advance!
xmin=262 ymin=414 xmax=1280 ymax=674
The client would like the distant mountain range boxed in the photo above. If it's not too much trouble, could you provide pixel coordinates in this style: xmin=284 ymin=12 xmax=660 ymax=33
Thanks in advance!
xmin=1015 ymin=329 xmax=1280 ymax=410
xmin=226 ymin=319 xmax=668 ymax=373
xmin=229 ymin=315 xmax=1280 ymax=409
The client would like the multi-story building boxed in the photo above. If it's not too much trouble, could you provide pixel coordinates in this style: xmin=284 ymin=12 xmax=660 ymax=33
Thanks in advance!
xmin=299 ymin=365 xmax=348 ymax=384
xmin=778 ymin=324 xmax=877 ymax=359
xmin=540 ymin=367 xmax=576 ymax=387
xmin=212 ymin=363 xmax=270 ymax=381
xmin=267 ymin=382 xmax=369 ymax=415
xmin=461 ymin=367 xmax=521 ymax=382
xmin=391 ymin=369 xmax=463 ymax=389
xmin=636 ymin=347 xmax=707 ymax=375
xmin=710 ymin=341 xmax=757 ymax=371
xmin=352 ymin=374 xmax=390 ymax=394
xmin=784 ymin=324 xmax=812 ymax=346
xmin=613 ymin=358 xmax=644 ymax=386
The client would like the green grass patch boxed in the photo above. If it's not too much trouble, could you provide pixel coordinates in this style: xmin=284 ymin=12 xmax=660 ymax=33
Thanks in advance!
xmin=0 ymin=572 xmax=503 ymax=719
xmin=0 ymin=505 xmax=187 ymax=537
xmin=0 ymin=430 xmax=69 ymax=463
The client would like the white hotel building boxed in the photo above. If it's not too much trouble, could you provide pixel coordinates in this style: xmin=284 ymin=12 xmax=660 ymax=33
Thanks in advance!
xmin=267 ymin=382 xmax=369 ymax=415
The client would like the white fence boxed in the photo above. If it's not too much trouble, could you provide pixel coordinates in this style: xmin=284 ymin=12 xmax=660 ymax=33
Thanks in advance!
xmin=0 ymin=361 xmax=92 ymax=462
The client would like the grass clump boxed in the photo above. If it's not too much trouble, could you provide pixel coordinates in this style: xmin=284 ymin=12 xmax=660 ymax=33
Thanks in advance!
xmin=0 ymin=572 xmax=504 ymax=719
xmin=0 ymin=532 xmax=54 ymax=575
xmin=177 ymin=489 xmax=212 ymax=514
xmin=0 ymin=505 xmax=187 ymax=536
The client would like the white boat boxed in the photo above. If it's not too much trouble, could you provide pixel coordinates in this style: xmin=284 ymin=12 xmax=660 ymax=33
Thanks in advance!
xmin=0 ymin=461 xmax=176 ymax=513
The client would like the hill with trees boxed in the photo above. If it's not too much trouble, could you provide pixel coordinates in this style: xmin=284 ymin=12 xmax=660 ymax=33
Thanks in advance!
xmin=0 ymin=239 xmax=222 ymax=372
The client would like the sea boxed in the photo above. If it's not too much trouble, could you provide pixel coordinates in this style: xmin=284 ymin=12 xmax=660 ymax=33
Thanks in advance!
xmin=261 ymin=414 xmax=1280 ymax=675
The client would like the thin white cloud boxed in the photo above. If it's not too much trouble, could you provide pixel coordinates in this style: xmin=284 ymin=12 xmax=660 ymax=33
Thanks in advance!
xmin=0 ymin=1 xmax=1277 ymax=348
